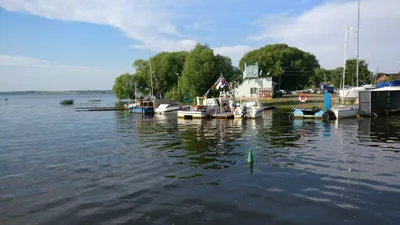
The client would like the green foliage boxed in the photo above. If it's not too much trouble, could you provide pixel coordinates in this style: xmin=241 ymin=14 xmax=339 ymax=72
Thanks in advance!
xmin=344 ymin=58 xmax=371 ymax=85
xmin=310 ymin=68 xmax=330 ymax=87
xmin=181 ymin=44 xmax=218 ymax=98
xmin=328 ymin=67 xmax=343 ymax=88
xmin=239 ymin=44 xmax=320 ymax=90
xmin=60 ymin=99 xmax=74 ymax=105
xmin=164 ymin=88 xmax=182 ymax=102
xmin=324 ymin=58 xmax=371 ymax=89
xmin=112 ymin=73 xmax=136 ymax=100
xmin=231 ymin=66 xmax=243 ymax=86
xmin=131 ymin=59 xmax=151 ymax=96
xmin=151 ymin=51 xmax=188 ymax=95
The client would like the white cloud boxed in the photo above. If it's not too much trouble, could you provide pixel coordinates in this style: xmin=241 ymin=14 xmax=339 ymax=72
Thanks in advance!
xmin=184 ymin=19 xmax=212 ymax=31
xmin=0 ymin=0 xmax=197 ymax=52
xmin=0 ymin=55 xmax=121 ymax=91
xmin=132 ymin=39 xmax=197 ymax=52
xmin=249 ymin=0 xmax=400 ymax=72
xmin=0 ymin=55 xmax=52 ymax=67
xmin=214 ymin=45 xmax=255 ymax=67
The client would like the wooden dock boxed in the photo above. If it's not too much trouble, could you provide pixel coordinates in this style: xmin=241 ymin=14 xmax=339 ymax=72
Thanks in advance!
xmin=74 ymin=106 xmax=125 ymax=112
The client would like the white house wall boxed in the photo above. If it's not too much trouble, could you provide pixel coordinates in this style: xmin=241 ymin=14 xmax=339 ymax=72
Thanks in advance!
xmin=235 ymin=78 xmax=275 ymax=98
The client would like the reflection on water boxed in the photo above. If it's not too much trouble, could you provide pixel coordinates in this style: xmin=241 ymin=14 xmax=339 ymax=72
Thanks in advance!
xmin=1 ymin=95 xmax=400 ymax=225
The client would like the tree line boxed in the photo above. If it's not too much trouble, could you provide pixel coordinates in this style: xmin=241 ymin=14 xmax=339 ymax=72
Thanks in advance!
xmin=113 ymin=43 xmax=373 ymax=100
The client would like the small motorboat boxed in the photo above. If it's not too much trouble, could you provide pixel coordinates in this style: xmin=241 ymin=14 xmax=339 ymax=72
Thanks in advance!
xmin=234 ymin=101 xmax=264 ymax=119
xmin=155 ymin=103 xmax=181 ymax=114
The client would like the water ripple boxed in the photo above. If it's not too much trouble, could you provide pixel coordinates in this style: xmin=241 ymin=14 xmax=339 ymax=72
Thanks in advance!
xmin=0 ymin=95 xmax=399 ymax=225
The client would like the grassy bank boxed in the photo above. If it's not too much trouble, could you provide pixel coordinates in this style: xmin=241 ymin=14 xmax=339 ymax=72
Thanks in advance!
xmin=272 ymin=102 xmax=325 ymax=110
xmin=256 ymin=94 xmax=334 ymax=110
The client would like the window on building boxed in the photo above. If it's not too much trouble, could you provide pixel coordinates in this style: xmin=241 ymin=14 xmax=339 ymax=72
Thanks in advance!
xmin=250 ymin=88 xmax=258 ymax=95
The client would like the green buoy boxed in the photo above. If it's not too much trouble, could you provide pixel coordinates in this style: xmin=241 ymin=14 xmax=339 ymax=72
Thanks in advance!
xmin=247 ymin=150 xmax=254 ymax=163
xmin=248 ymin=161 xmax=254 ymax=175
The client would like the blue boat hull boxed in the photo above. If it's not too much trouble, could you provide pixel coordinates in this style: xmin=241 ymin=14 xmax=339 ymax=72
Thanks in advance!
xmin=129 ymin=107 xmax=154 ymax=114
xmin=291 ymin=108 xmax=324 ymax=119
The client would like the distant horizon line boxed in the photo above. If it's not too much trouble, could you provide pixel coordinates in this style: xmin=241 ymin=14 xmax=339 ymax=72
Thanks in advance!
xmin=0 ymin=90 xmax=114 ymax=95
xmin=0 ymin=90 xmax=113 ymax=92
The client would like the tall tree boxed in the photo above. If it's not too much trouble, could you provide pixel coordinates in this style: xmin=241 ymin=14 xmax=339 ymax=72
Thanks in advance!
xmin=131 ymin=59 xmax=151 ymax=96
xmin=344 ymin=58 xmax=372 ymax=86
xmin=215 ymin=55 xmax=243 ymax=86
xmin=181 ymin=44 xmax=219 ymax=98
xmin=310 ymin=68 xmax=330 ymax=87
xmin=329 ymin=67 xmax=343 ymax=88
xmin=112 ymin=73 xmax=136 ymax=100
xmin=239 ymin=43 xmax=320 ymax=90
xmin=150 ymin=51 xmax=188 ymax=96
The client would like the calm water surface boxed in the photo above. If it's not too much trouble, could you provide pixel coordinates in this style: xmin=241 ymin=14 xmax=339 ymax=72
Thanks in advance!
xmin=1 ymin=94 xmax=400 ymax=225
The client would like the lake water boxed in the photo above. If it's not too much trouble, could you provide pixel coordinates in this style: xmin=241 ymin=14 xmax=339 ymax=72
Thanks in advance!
xmin=1 ymin=94 xmax=400 ymax=225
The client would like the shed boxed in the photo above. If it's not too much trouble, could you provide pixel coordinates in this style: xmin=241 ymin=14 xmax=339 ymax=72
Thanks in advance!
xmin=359 ymin=87 xmax=400 ymax=116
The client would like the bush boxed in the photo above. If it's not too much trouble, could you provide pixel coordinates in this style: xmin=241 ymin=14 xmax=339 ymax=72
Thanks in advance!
xmin=60 ymin=99 xmax=74 ymax=105
xmin=164 ymin=89 xmax=182 ymax=102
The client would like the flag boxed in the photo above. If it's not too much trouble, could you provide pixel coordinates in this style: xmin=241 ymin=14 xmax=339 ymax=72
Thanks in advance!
xmin=216 ymin=80 xmax=221 ymax=89
xmin=219 ymin=78 xmax=227 ymax=88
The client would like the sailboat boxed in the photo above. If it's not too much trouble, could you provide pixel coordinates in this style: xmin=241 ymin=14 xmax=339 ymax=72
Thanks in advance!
xmin=128 ymin=49 xmax=155 ymax=114
xmin=337 ymin=0 xmax=374 ymax=101
xmin=332 ymin=0 xmax=363 ymax=119
xmin=332 ymin=27 xmax=358 ymax=119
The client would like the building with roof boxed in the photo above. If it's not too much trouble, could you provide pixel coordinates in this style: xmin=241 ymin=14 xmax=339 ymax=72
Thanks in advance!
xmin=359 ymin=86 xmax=400 ymax=117
xmin=376 ymin=73 xmax=400 ymax=83
xmin=235 ymin=62 xmax=277 ymax=99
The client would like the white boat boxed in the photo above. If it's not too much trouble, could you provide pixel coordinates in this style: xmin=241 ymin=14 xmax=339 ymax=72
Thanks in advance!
xmin=154 ymin=103 xmax=180 ymax=114
xmin=338 ymin=85 xmax=375 ymax=101
xmin=177 ymin=97 xmax=220 ymax=119
xmin=234 ymin=101 xmax=264 ymax=119
xmin=333 ymin=2 xmax=363 ymax=120
xmin=331 ymin=105 xmax=359 ymax=119
xmin=124 ymin=102 xmax=139 ymax=109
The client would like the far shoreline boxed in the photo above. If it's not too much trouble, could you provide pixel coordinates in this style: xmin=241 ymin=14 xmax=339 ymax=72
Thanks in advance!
xmin=0 ymin=90 xmax=114 ymax=95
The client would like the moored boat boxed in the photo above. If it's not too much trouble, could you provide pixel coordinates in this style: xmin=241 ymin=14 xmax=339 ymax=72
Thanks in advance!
xmin=155 ymin=103 xmax=180 ymax=114
xmin=177 ymin=97 xmax=220 ymax=119
xmin=234 ymin=101 xmax=263 ymax=119
xmin=128 ymin=100 xmax=154 ymax=114
xmin=331 ymin=105 xmax=358 ymax=119
xmin=338 ymin=85 xmax=375 ymax=101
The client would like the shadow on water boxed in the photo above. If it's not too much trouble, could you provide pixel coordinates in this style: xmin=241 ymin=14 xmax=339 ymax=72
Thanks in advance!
xmin=1 ymin=103 xmax=400 ymax=225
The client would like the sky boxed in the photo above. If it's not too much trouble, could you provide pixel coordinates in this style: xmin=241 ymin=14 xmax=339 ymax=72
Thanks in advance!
xmin=0 ymin=0 xmax=399 ymax=91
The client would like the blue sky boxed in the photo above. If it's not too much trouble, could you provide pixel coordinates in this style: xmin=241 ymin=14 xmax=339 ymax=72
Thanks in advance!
xmin=0 ymin=0 xmax=399 ymax=91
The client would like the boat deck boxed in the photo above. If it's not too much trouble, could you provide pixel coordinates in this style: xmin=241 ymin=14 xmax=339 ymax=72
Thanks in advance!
xmin=212 ymin=112 xmax=234 ymax=119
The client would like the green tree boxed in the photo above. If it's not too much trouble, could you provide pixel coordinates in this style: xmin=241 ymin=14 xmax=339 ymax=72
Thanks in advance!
xmin=131 ymin=59 xmax=151 ymax=96
xmin=329 ymin=67 xmax=343 ymax=88
xmin=230 ymin=66 xmax=243 ymax=86
xmin=310 ymin=68 xmax=330 ymax=87
xmin=151 ymin=51 xmax=188 ymax=97
xmin=344 ymin=58 xmax=371 ymax=86
xmin=239 ymin=43 xmax=320 ymax=90
xmin=112 ymin=73 xmax=136 ymax=100
xmin=214 ymin=55 xmax=243 ymax=86
xmin=127 ymin=43 xmax=237 ymax=99
xmin=179 ymin=44 xmax=238 ymax=98
xmin=181 ymin=43 xmax=218 ymax=98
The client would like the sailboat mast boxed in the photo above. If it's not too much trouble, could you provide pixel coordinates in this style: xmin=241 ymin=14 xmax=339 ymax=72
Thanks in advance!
xmin=356 ymin=0 xmax=360 ymax=87
xmin=148 ymin=49 xmax=153 ymax=98
xmin=342 ymin=27 xmax=350 ymax=104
